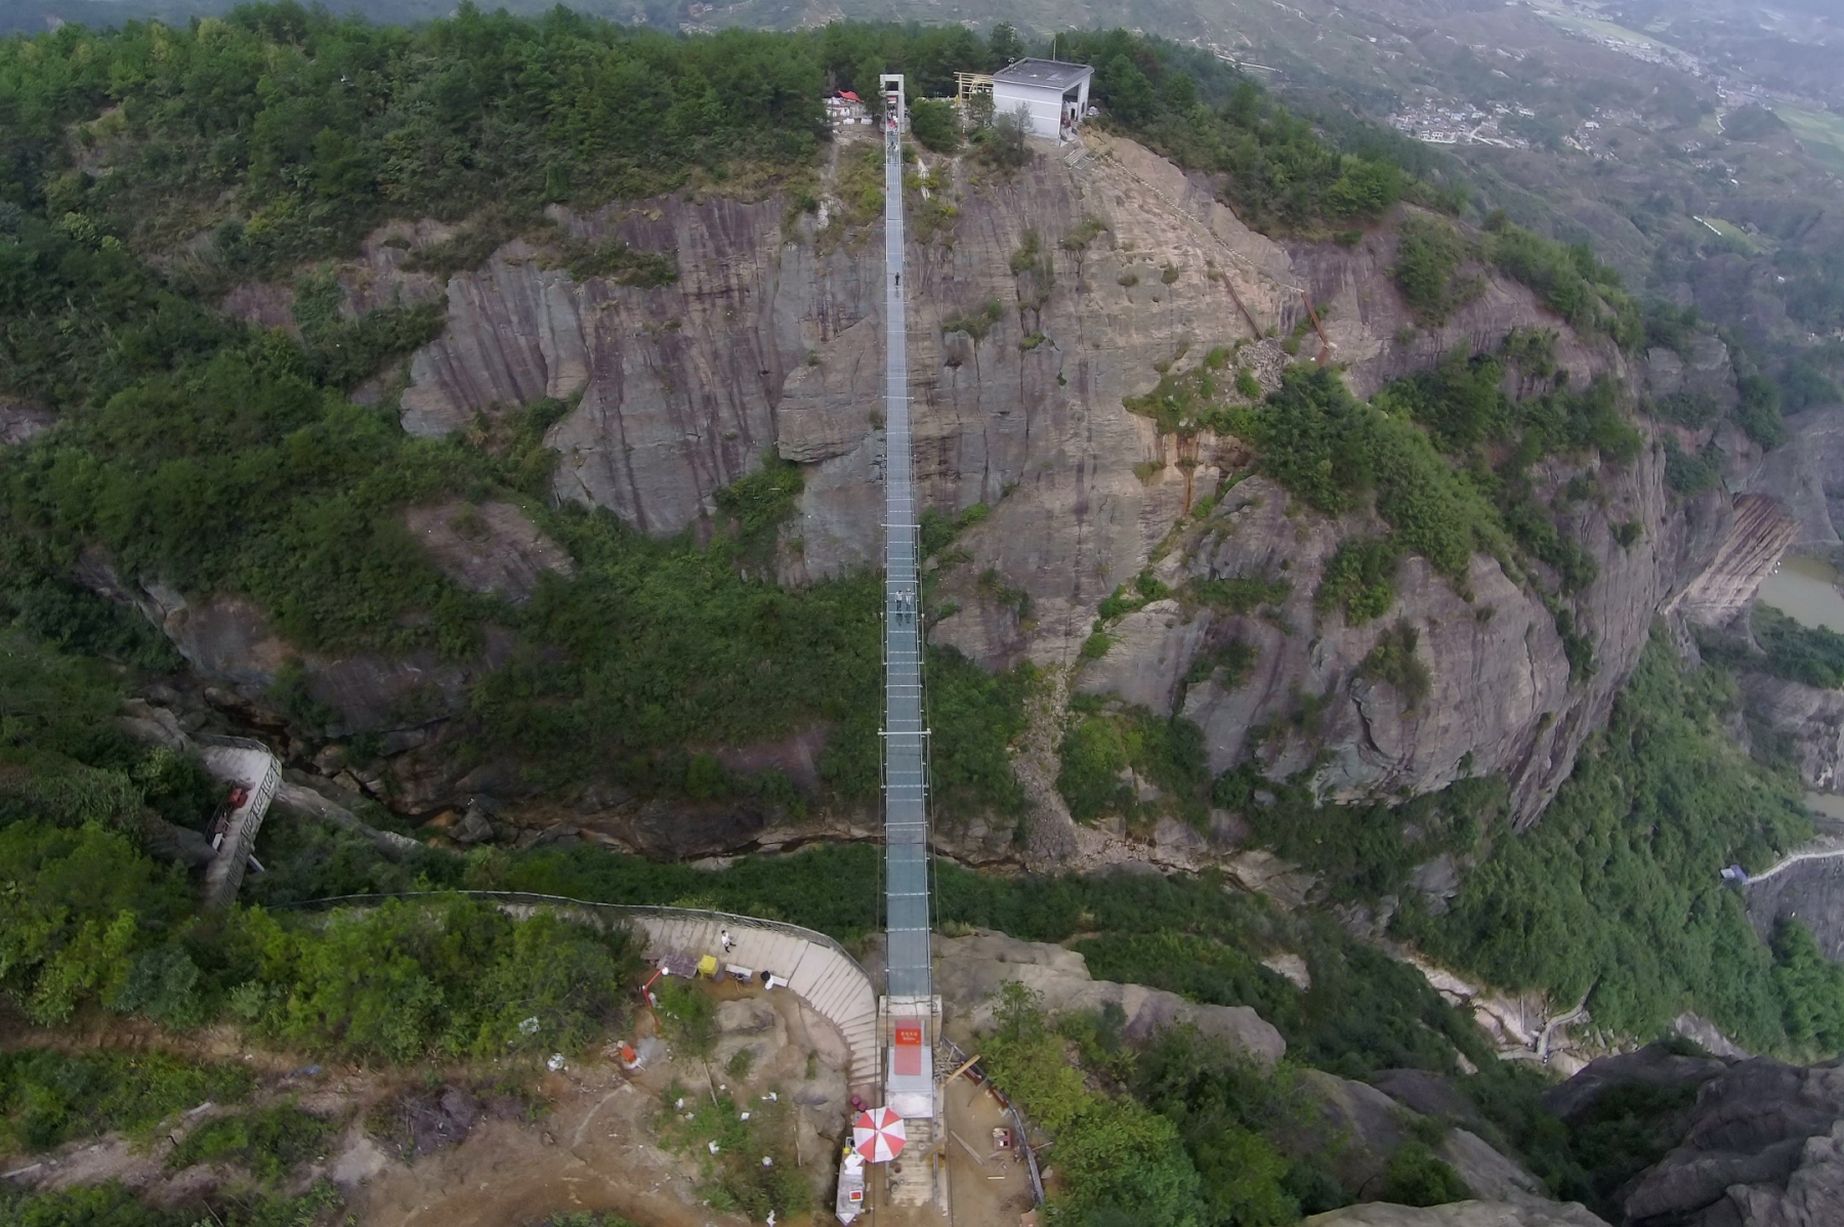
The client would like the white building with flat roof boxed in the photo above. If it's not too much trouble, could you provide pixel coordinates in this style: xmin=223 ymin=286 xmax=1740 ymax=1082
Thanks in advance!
xmin=992 ymin=58 xmax=1094 ymax=143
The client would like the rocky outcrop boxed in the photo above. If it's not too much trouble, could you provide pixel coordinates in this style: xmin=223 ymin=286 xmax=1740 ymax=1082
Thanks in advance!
xmin=221 ymin=218 xmax=449 ymax=336
xmin=1539 ymin=1047 xmax=1728 ymax=1122
xmin=1614 ymin=1056 xmax=1844 ymax=1227
xmin=399 ymin=131 xmax=1309 ymax=655
xmin=1738 ymin=671 xmax=1844 ymax=793
xmin=0 ymin=397 xmax=53 ymax=445
xmin=1297 ymin=213 xmax=1612 ymax=400
xmin=402 ymin=499 xmax=573 ymax=605
xmin=75 ymin=550 xmax=507 ymax=810
xmin=1304 ymin=1204 xmax=1609 ymax=1226
xmin=1543 ymin=1046 xmax=1844 ymax=1227
xmin=934 ymin=928 xmax=1286 ymax=1066
xmin=80 ymin=131 xmax=1786 ymax=831
xmin=1740 ymin=407 xmax=1844 ymax=550
xmin=1302 ymin=1070 xmax=1546 ymax=1204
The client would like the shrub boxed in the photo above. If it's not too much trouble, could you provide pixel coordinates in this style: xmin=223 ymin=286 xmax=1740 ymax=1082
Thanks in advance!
xmin=1393 ymin=217 xmax=1481 ymax=324
xmin=0 ymin=1049 xmax=253 ymax=1153
xmin=1188 ymin=574 xmax=1290 ymax=613
xmin=1316 ymin=537 xmax=1400 ymax=623
xmin=1379 ymin=1141 xmax=1470 ymax=1206
xmin=169 ymin=1102 xmax=338 ymax=1185
xmin=1664 ymin=439 xmax=1720 ymax=494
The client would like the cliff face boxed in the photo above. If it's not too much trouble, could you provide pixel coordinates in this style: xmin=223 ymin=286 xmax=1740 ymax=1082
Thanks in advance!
xmin=1739 ymin=672 xmax=1844 ymax=795
xmin=149 ymin=131 xmax=1793 ymax=838
xmin=1741 ymin=407 xmax=1844 ymax=551
xmin=1117 ymin=438 xmax=1735 ymax=825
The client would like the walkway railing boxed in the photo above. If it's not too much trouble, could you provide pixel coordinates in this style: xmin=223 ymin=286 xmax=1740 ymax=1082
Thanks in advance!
xmin=272 ymin=890 xmax=869 ymax=967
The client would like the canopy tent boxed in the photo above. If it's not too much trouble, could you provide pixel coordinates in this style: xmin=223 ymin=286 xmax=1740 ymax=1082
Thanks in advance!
xmin=852 ymin=1106 xmax=907 ymax=1163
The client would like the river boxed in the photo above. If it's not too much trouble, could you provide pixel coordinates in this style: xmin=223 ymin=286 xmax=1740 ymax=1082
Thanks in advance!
xmin=1756 ymin=554 xmax=1844 ymax=818
xmin=1758 ymin=553 xmax=1844 ymax=635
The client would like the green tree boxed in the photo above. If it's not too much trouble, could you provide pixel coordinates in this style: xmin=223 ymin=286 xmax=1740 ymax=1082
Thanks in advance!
xmin=909 ymin=98 xmax=960 ymax=153
xmin=988 ymin=22 xmax=1024 ymax=67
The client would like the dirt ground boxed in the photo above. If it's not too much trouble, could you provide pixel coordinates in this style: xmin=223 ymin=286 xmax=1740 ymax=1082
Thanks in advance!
xmin=7 ymin=984 xmax=854 ymax=1227
xmin=941 ymin=1076 xmax=1035 ymax=1227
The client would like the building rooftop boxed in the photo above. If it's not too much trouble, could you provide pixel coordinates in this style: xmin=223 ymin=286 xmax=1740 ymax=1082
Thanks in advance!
xmin=993 ymin=58 xmax=1093 ymax=91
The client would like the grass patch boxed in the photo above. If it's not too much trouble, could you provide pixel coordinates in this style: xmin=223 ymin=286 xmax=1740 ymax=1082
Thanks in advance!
xmin=169 ymin=1102 xmax=338 ymax=1184
xmin=0 ymin=1049 xmax=253 ymax=1152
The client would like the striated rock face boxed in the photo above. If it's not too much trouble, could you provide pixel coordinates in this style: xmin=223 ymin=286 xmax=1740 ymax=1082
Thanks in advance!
xmin=1667 ymin=495 xmax=1798 ymax=628
xmin=401 ymin=499 xmax=573 ymax=605
xmin=934 ymin=928 xmax=1286 ymax=1066
xmin=397 ymin=196 xmax=874 ymax=551
xmin=1303 ymin=1203 xmax=1609 ymax=1226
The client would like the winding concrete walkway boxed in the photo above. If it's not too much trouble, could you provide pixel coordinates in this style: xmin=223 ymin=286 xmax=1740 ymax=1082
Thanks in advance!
xmin=1742 ymin=840 xmax=1844 ymax=885
xmin=630 ymin=910 xmax=879 ymax=1094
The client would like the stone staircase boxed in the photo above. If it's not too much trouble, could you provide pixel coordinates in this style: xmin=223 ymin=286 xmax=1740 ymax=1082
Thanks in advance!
xmin=885 ymin=1113 xmax=945 ymax=1210
xmin=631 ymin=913 xmax=879 ymax=1092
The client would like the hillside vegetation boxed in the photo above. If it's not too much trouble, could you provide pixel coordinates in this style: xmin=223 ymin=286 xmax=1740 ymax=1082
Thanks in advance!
xmin=0 ymin=7 xmax=1475 ymax=820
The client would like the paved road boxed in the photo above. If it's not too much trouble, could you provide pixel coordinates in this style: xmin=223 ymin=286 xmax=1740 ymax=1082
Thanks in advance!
xmin=881 ymin=116 xmax=932 ymax=1004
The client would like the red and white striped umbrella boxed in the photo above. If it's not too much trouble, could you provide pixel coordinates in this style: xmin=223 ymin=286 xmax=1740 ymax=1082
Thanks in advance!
xmin=852 ymin=1106 xmax=907 ymax=1163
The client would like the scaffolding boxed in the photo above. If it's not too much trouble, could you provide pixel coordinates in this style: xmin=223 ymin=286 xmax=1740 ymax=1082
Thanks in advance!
xmin=953 ymin=71 xmax=994 ymax=113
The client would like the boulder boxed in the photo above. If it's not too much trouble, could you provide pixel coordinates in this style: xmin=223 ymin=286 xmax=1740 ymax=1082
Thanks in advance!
xmin=935 ymin=930 xmax=1285 ymax=1066
xmin=1300 ymin=1071 xmax=1543 ymax=1204
xmin=0 ymin=398 xmax=54 ymax=445
xmin=1540 ymin=1045 xmax=1729 ymax=1122
xmin=1616 ymin=1058 xmax=1844 ymax=1227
